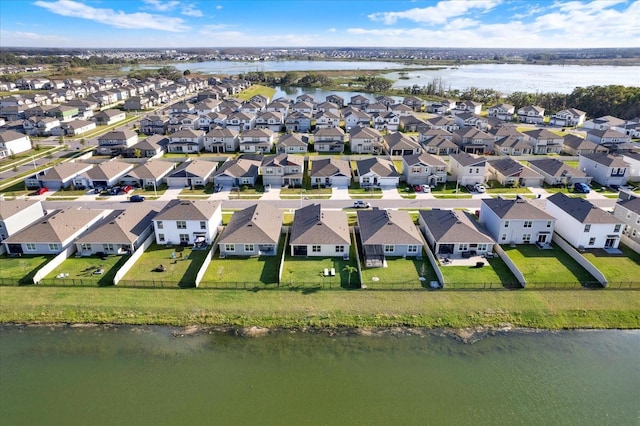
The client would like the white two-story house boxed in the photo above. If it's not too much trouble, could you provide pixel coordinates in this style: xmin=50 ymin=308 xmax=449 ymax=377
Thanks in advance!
xmin=480 ymin=198 xmax=555 ymax=245
xmin=153 ymin=200 xmax=222 ymax=246
xmin=448 ymin=152 xmax=487 ymax=186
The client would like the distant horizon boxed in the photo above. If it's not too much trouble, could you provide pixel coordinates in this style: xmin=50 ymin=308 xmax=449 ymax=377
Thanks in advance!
xmin=1 ymin=0 xmax=638 ymax=49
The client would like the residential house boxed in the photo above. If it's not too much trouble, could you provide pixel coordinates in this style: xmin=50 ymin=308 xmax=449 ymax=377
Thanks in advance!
xmin=487 ymin=158 xmax=544 ymax=187
xmin=613 ymin=193 xmax=640 ymax=244
xmin=487 ymin=103 xmax=515 ymax=121
xmin=23 ymin=117 xmax=60 ymax=136
xmin=217 ymin=204 xmax=282 ymax=257
xmin=261 ymin=154 xmax=304 ymax=187
xmin=375 ymin=95 xmax=396 ymax=107
xmin=212 ymin=155 xmax=262 ymax=188
xmin=453 ymin=100 xmax=482 ymax=115
xmin=350 ymin=95 xmax=370 ymax=109
xmin=291 ymin=101 xmax=314 ymax=115
xmin=225 ymin=111 xmax=256 ymax=131
xmin=289 ymin=204 xmax=350 ymax=257
xmin=365 ymin=102 xmax=388 ymax=115
xmin=454 ymin=112 xmax=489 ymax=130
xmin=47 ymin=105 xmax=78 ymax=122
xmin=528 ymin=158 xmax=591 ymax=187
xmin=125 ymin=135 xmax=168 ymax=158
xmin=165 ymin=159 xmax=217 ymax=188
xmin=357 ymin=208 xmax=424 ymax=267
xmin=123 ymin=96 xmax=151 ymax=111
xmin=26 ymin=161 xmax=94 ymax=190
xmin=325 ymin=94 xmax=344 ymax=108
xmin=170 ymin=101 xmax=195 ymax=115
xmin=204 ymin=127 xmax=239 ymax=153
xmin=0 ymin=199 xmax=46 ymax=242
xmin=399 ymin=115 xmax=428 ymax=133
xmin=452 ymin=127 xmax=494 ymax=154
xmin=167 ymin=113 xmax=198 ymax=132
xmin=316 ymin=101 xmax=340 ymax=114
xmin=488 ymin=124 xmax=524 ymax=141
xmin=421 ymin=135 xmax=459 ymax=155
xmin=448 ymin=152 xmax=487 ymax=185
xmin=94 ymin=109 xmax=126 ymax=126
xmin=3 ymin=207 xmax=105 ymax=255
xmin=402 ymin=96 xmax=423 ymax=111
xmin=389 ymin=103 xmax=414 ymax=117
xmin=254 ymin=111 xmax=284 ymax=133
xmin=349 ymin=126 xmax=384 ymax=154
xmin=75 ymin=206 xmax=158 ymax=256
xmin=516 ymin=105 xmax=545 ymax=124
xmin=402 ymin=153 xmax=447 ymax=186
xmin=383 ymin=132 xmax=421 ymax=156
xmin=266 ymin=100 xmax=290 ymax=117
xmin=426 ymin=99 xmax=456 ymax=114
xmin=419 ymin=209 xmax=494 ymax=257
xmin=426 ymin=116 xmax=458 ymax=132
xmin=97 ymin=129 xmax=138 ymax=155
xmin=284 ymin=111 xmax=312 ymax=132
xmin=621 ymin=152 xmax=640 ymax=182
xmin=276 ymin=133 xmax=308 ymax=154
xmin=153 ymin=200 xmax=222 ymax=246
xmin=546 ymin=193 xmax=623 ymax=249
xmin=562 ymin=134 xmax=608 ymax=156
xmin=583 ymin=115 xmax=627 ymax=133
xmin=167 ymin=129 xmax=205 ymax=153
xmin=372 ymin=111 xmax=400 ymax=132
xmin=585 ymin=128 xmax=631 ymax=145
xmin=578 ymin=153 xmax=629 ymax=187
xmin=295 ymin=94 xmax=315 ymax=104
xmin=523 ymin=128 xmax=564 ymax=155
xmin=314 ymin=110 xmax=341 ymax=129
xmin=239 ymin=128 xmax=275 ymax=153
xmin=480 ymin=198 xmax=555 ymax=245
xmin=309 ymin=158 xmax=352 ymax=188
xmin=81 ymin=159 xmax=134 ymax=189
xmin=0 ymin=130 xmax=31 ymax=158
xmin=140 ymin=115 xmax=169 ymax=135
xmin=342 ymin=108 xmax=371 ymax=131
xmin=355 ymin=157 xmax=400 ymax=187
xmin=549 ymin=108 xmax=586 ymax=127
xmin=495 ymin=136 xmax=534 ymax=156
xmin=54 ymin=119 xmax=96 ymax=136
xmin=119 ymin=160 xmax=175 ymax=189
xmin=313 ymin=127 xmax=345 ymax=153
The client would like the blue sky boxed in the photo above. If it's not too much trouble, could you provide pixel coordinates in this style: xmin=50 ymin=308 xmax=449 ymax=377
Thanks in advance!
xmin=0 ymin=0 xmax=638 ymax=48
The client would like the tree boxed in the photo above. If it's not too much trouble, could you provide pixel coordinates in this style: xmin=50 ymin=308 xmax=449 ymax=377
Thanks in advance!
xmin=343 ymin=265 xmax=357 ymax=288
xmin=183 ymin=69 xmax=191 ymax=76
xmin=133 ymin=148 xmax=142 ymax=158
xmin=58 ymin=135 xmax=64 ymax=145
xmin=80 ymin=138 xmax=86 ymax=147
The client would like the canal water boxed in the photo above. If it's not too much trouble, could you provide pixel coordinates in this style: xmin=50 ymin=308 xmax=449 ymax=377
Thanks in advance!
xmin=1 ymin=326 xmax=638 ymax=425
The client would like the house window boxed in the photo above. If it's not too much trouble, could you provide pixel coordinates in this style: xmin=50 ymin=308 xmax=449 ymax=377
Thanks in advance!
xmin=80 ymin=243 xmax=91 ymax=251
xmin=179 ymin=234 xmax=189 ymax=243
xmin=157 ymin=221 xmax=163 ymax=229
xmin=546 ymin=221 xmax=552 ymax=228
xmin=504 ymin=221 xmax=509 ymax=228
xmin=335 ymin=245 xmax=345 ymax=253
xmin=412 ymin=166 xmax=421 ymax=173
xmin=312 ymin=245 xmax=321 ymax=253
xmin=407 ymin=245 xmax=418 ymax=253
xmin=633 ymin=229 xmax=637 ymax=238
xmin=384 ymin=245 xmax=394 ymax=253
xmin=501 ymin=234 xmax=507 ymax=241
xmin=104 ymin=244 xmax=114 ymax=252
xmin=522 ymin=234 xmax=531 ymax=243
xmin=478 ymin=244 xmax=487 ymax=251
xmin=614 ymin=224 xmax=621 ymax=232
xmin=458 ymin=244 xmax=468 ymax=251
xmin=26 ymin=243 xmax=36 ymax=251
xmin=524 ymin=221 xmax=532 ymax=228
xmin=244 ymin=244 xmax=254 ymax=252
xmin=584 ymin=224 xmax=591 ymax=232
xmin=177 ymin=221 xmax=187 ymax=229
xmin=225 ymin=244 xmax=235 ymax=252
xmin=158 ymin=234 xmax=165 ymax=243
xmin=200 ymin=221 xmax=207 ymax=230
xmin=588 ymin=237 xmax=596 ymax=245
xmin=49 ymin=243 xmax=60 ymax=251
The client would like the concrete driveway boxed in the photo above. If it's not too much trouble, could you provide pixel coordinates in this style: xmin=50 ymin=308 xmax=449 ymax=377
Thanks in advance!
xmin=380 ymin=186 xmax=402 ymax=200
xmin=331 ymin=185 xmax=350 ymax=200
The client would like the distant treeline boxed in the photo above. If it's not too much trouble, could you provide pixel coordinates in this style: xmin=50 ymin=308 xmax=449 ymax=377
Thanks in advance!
xmin=0 ymin=52 xmax=137 ymax=67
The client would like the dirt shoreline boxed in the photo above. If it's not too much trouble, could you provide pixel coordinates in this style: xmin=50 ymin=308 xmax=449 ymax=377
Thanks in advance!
xmin=0 ymin=322 xmax=569 ymax=344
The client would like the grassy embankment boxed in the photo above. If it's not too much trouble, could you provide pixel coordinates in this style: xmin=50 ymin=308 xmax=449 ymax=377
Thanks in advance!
xmin=1 ymin=286 xmax=638 ymax=330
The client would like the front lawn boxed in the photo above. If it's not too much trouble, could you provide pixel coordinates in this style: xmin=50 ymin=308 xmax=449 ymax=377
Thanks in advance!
xmin=485 ymin=181 xmax=532 ymax=194
xmin=120 ymin=244 xmax=209 ymax=288
xmin=41 ymin=254 xmax=130 ymax=287
xmin=180 ymin=182 xmax=215 ymax=195
xmin=0 ymin=254 xmax=53 ymax=285
xmin=361 ymin=256 xmax=436 ymax=289
xmin=439 ymin=257 xmax=518 ymax=289
xmin=504 ymin=245 xmax=597 ymax=288
xmin=582 ymin=245 xmax=640 ymax=288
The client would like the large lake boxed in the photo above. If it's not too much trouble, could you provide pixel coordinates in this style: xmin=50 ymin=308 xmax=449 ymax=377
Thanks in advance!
xmin=2 ymin=326 xmax=638 ymax=425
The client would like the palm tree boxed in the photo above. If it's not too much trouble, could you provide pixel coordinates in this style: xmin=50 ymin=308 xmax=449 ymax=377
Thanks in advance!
xmin=343 ymin=265 xmax=357 ymax=288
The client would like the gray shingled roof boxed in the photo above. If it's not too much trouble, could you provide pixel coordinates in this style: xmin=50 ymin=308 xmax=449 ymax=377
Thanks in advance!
xmin=310 ymin=158 xmax=351 ymax=178
xmin=290 ymin=204 xmax=350 ymax=245
xmin=617 ymin=196 xmax=640 ymax=215
xmin=213 ymin=156 xmax=261 ymax=179
xmin=168 ymin=160 xmax=217 ymax=179
xmin=41 ymin=162 xmax=93 ymax=181
xmin=528 ymin=158 xmax=587 ymax=178
xmin=580 ymin=153 xmax=629 ymax=168
xmin=128 ymin=160 xmax=175 ymax=180
xmin=482 ymin=198 xmax=555 ymax=220
xmin=403 ymin=152 xmax=446 ymax=167
xmin=85 ymin=160 xmax=133 ymax=181
xmin=4 ymin=208 xmax=104 ymax=244
xmin=218 ymin=203 xmax=282 ymax=245
xmin=76 ymin=206 xmax=158 ymax=244
xmin=449 ymin=152 xmax=485 ymax=167
xmin=420 ymin=209 xmax=494 ymax=244
xmin=0 ymin=199 xmax=41 ymax=220
xmin=356 ymin=157 xmax=399 ymax=177
xmin=358 ymin=209 xmax=423 ymax=245
xmin=547 ymin=193 xmax=621 ymax=224
xmin=154 ymin=200 xmax=221 ymax=221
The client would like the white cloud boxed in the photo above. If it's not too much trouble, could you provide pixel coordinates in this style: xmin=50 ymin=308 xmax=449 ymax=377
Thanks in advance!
xmin=0 ymin=30 xmax=69 ymax=45
xmin=368 ymin=0 xmax=502 ymax=25
xmin=216 ymin=5 xmax=223 ymax=10
xmin=181 ymin=5 xmax=203 ymax=17
xmin=328 ymin=28 xmax=337 ymax=32
xmin=34 ymin=0 xmax=190 ymax=32
xmin=142 ymin=0 xmax=180 ymax=12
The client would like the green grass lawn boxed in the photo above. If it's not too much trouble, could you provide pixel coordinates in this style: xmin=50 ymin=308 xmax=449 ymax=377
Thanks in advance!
xmin=120 ymin=244 xmax=209 ymax=288
xmin=582 ymin=245 xmax=640 ymax=287
xmin=0 ymin=254 xmax=54 ymax=285
xmin=504 ymin=245 xmax=597 ymax=288
xmin=361 ymin=256 xmax=436 ymax=289
xmin=180 ymin=182 xmax=215 ymax=195
xmin=41 ymin=254 xmax=130 ymax=287
xmin=485 ymin=181 xmax=532 ymax=194
xmin=283 ymin=243 xmax=360 ymax=289
xmin=439 ymin=257 xmax=518 ymax=288
xmin=235 ymin=85 xmax=277 ymax=102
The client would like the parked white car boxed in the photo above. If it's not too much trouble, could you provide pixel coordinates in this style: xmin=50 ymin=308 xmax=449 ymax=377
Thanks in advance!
xmin=474 ymin=184 xmax=486 ymax=193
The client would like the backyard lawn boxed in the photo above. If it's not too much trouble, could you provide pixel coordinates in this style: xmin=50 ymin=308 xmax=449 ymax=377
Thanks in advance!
xmin=439 ymin=257 xmax=518 ymax=288
xmin=0 ymin=254 xmax=53 ymax=285
xmin=504 ymin=245 xmax=597 ymax=288
xmin=582 ymin=245 xmax=640 ymax=288
xmin=41 ymin=254 xmax=130 ymax=287
xmin=283 ymin=254 xmax=359 ymax=288
xmin=360 ymin=256 xmax=436 ymax=289
xmin=120 ymin=244 xmax=209 ymax=288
